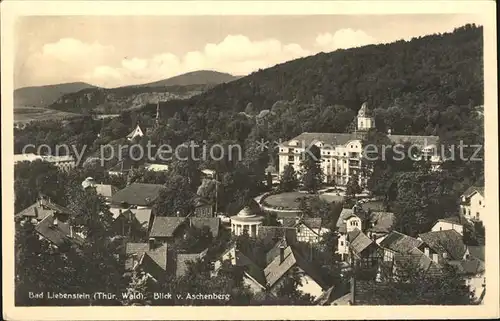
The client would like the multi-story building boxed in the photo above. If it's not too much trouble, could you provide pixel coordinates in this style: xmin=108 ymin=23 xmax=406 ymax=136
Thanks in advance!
xmin=14 ymin=153 xmax=76 ymax=171
xmin=277 ymin=102 xmax=440 ymax=186
xmin=459 ymin=186 xmax=485 ymax=223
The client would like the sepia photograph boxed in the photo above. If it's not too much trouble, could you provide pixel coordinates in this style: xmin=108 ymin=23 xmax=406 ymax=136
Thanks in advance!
xmin=2 ymin=1 xmax=498 ymax=320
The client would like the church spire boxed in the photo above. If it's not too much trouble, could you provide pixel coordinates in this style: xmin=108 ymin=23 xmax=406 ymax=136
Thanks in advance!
xmin=155 ymin=101 xmax=160 ymax=126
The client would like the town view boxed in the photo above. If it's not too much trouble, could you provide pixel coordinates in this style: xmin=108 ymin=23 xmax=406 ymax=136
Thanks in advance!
xmin=13 ymin=15 xmax=486 ymax=306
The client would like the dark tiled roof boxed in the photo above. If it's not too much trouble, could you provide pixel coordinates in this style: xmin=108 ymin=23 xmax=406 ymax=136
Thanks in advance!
xmin=16 ymin=200 xmax=73 ymax=221
xmin=348 ymin=230 xmax=374 ymax=255
xmin=34 ymin=214 xmax=84 ymax=247
xmin=189 ymin=217 xmax=220 ymax=238
xmin=300 ymin=218 xmax=322 ymax=230
xmin=418 ymin=230 xmax=466 ymax=261
xmin=176 ymin=249 xmax=208 ymax=277
xmin=95 ymin=184 xmax=118 ymax=200
xmin=258 ymin=226 xmax=297 ymax=249
xmin=448 ymin=258 xmax=485 ymax=275
xmin=336 ymin=208 xmax=353 ymax=233
xmin=125 ymin=242 xmax=168 ymax=271
xmin=393 ymin=247 xmax=442 ymax=275
xmin=281 ymin=132 xmax=438 ymax=149
xmin=466 ymin=245 xmax=485 ymax=262
xmin=281 ymin=218 xmax=297 ymax=227
xmin=368 ymin=212 xmax=395 ymax=234
xmin=118 ymin=208 xmax=152 ymax=229
xmin=280 ymin=132 xmax=365 ymax=148
xmin=462 ymin=186 xmax=484 ymax=198
xmin=111 ymin=183 xmax=165 ymax=206
xmin=149 ymin=216 xmax=186 ymax=238
xmin=264 ymin=245 xmax=327 ymax=289
xmin=379 ymin=231 xmax=423 ymax=254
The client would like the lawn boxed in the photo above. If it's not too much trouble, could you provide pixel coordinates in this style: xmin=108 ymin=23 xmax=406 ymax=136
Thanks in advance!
xmin=263 ymin=191 xmax=343 ymax=209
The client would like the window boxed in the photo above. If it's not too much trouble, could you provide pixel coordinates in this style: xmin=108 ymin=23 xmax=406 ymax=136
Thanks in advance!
xmin=479 ymin=200 xmax=482 ymax=205
xmin=476 ymin=212 xmax=480 ymax=219
xmin=340 ymin=241 xmax=344 ymax=246
xmin=288 ymin=155 xmax=294 ymax=162
xmin=440 ymin=227 xmax=442 ymax=231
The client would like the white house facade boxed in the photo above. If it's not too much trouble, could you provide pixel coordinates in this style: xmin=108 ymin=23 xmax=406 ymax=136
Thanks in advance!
xmin=460 ymin=186 xmax=485 ymax=223
xmin=277 ymin=103 xmax=440 ymax=186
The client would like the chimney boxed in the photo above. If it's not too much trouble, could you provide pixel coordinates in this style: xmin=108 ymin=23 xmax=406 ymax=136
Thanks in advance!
xmin=69 ymin=226 xmax=73 ymax=238
xmin=53 ymin=216 xmax=59 ymax=226
xmin=176 ymin=211 xmax=180 ymax=217
xmin=119 ymin=209 xmax=122 ymax=215
xmin=148 ymin=238 xmax=155 ymax=250
xmin=387 ymin=128 xmax=392 ymax=136
xmin=279 ymin=245 xmax=285 ymax=264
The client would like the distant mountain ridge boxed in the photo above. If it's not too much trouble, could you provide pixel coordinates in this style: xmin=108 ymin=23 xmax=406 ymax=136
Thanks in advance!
xmin=15 ymin=70 xmax=239 ymax=113
xmin=46 ymin=70 xmax=240 ymax=114
xmin=14 ymin=82 xmax=96 ymax=108
xmin=130 ymin=70 xmax=240 ymax=88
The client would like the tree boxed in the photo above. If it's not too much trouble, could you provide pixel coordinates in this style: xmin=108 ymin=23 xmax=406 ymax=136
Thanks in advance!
xmin=174 ymin=225 xmax=213 ymax=253
xmin=154 ymin=175 xmax=196 ymax=216
xmin=300 ymin=145 xmax=324 ymax=193
xmin=279 ymin=164 xmax=299 ymax=192
xmin=377 ymin=258 xmax=473 ymax=305
xmin=345 ymin=173 xmax=362 ymax=199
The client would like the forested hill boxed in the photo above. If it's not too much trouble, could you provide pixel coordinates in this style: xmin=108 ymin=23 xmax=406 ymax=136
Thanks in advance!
xmin=146 ymin=24 xmax=483 ymax=141
xmin=14 ymin=82 xmax=96 ymax=108
xmin=47 ymin=70 xmax=239 ymax=114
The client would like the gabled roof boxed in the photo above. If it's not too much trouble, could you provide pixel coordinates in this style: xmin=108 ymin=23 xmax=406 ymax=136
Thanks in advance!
xmin=448 ymin=258 xmax=485 ymax=275
xmin=299 ymin=218 xmax=323 ymax=230
xmin=176 ymin=249 xmax=208 ymax=277
xmin=34 ymin=214 xmax=84 ymax=247
xmin=264 ymin=245 xmax=327 ymax=290
xmin=436 ymin=216 xmax=465 ymax=226
xmin=418 ymin=230 xmax=467 ymax=261
xmin=114 ymin=208 xmax=152 ymax=229
xmin=111 ymin=183 xmax=165 ymax=206
xmin=127 ymin=124 xmax=144 ymax=139
xmin=125 ymin=242 xmax=168 ymax=271
xmin=336 ymin=208 xmax=367 ymax=233
xmin=466 ymin=245 xmax=485 ymax=262
xmin=189 ymin=217 xmax=220 ymax=238
xmin=393 ymin=247 xmax=442 ymax=275
xmin=16 ymin=200 xmax=74 ymax=221
xmin=217 ymin=243 xmax=266 ymax=286
xmin=149 ymin=216 xmax=186 ymax=238
xmin=367 ymin=211 xmax=395 ymax=234
xmin=461 ymin=186 xmax=484 ymax=198
xmin=94 ymin=184 xmax=119 ymax=200
xmin=259 ymin=227 xmax=297 ymax=252
xmin=379 ymin=231 xmax=423 ymax=254
xmin=348 ymin=229 xmax=374 ymax=255
xmin=280 ymin=132 xmax=365 ymax=148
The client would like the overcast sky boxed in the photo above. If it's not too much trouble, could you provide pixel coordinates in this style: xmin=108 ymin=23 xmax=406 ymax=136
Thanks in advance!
xmin=15 ymin=14 xmax=483 ymax=89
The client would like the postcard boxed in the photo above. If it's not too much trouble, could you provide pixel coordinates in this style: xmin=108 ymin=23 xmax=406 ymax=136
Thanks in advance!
xmin=2 ymin=1 xmax=498 ymax=320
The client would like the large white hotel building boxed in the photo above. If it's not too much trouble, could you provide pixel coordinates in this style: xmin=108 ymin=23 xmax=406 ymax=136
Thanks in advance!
xmin=277 ymin=103 xmax=440 ymax=186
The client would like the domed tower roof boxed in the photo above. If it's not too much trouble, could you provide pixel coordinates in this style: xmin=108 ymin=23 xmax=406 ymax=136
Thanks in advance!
xmin=237 ymin=206 xmax=255 ymax=217
xmin=358 ymin=102 xmax=371 ymax=117
xmin=81 ymin=177 xmax=96 ymax=189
